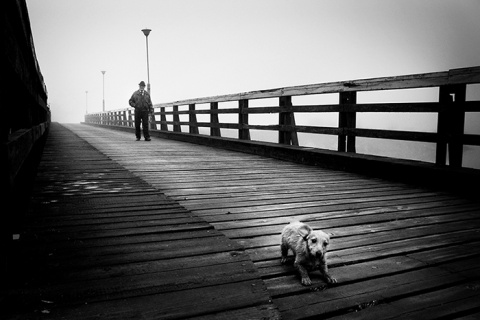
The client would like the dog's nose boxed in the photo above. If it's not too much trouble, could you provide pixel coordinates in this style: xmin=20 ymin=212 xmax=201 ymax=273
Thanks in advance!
xmin=316 ymin=252 xmax=326 ymax=262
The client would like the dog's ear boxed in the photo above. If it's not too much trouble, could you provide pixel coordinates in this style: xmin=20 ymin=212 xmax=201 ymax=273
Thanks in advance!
xmin=298 ymin=224 xmax=312 ymax=241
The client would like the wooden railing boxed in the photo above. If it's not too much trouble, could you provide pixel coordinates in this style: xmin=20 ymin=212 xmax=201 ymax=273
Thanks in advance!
xmin=2 ymin=0 xmax=51 ymax=282
xmin=2 ymin=0 xmax=50 ymax=198
xmin=85 ymin=66 xmax=480 ymax=169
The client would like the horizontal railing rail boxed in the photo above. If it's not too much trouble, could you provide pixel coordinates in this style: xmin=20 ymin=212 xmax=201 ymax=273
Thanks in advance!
xmin=85 ymin=66 xmax=480 ymax=169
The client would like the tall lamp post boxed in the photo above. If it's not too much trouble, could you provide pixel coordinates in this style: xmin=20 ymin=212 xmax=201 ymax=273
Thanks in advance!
xmin=141 ymin=29 xmax=151 ymax=93
xmin=141 ymin=28 xmax=156 ymax=130
xmin=101 ymin=70 xmax=106 ymax=112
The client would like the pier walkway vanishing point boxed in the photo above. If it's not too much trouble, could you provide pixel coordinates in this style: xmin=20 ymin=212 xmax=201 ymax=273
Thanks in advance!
xmin=3 ymin=123 xmax=480 ymax=319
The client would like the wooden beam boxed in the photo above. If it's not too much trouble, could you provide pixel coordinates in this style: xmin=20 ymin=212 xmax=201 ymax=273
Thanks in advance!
xmin=239 ymin=99 xmax=250 ymax=140
xmin=160 ymin=107 xmax=168 ymax=131
xmin=279 ymin=96 xmax=298 ymax=146
xmin=338 ymin=91 xmax=357 ymax=152
xmin=152 ymin=67 xmax=480 ymax=107
xmin=189 ymin=104 xmax=199 ymax=134
xmin=173 ymin=105 xmax=181 ymax=132
xmin=210 ymin=102 xmax=221 ymax=137
xmin=436 ymin=85 xmax=466 ymax=167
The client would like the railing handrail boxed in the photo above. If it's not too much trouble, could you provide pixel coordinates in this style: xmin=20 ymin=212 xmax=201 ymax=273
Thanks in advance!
xmin=151 ymin=66 xmax=480 ymax=107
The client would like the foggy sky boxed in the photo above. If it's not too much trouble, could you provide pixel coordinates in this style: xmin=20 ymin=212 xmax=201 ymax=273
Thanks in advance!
xmin=26 ymin=0 xmax=480 ymax=122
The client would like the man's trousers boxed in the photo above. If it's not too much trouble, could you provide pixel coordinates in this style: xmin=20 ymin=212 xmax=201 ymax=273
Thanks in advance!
xmin=134 ymin=109 xmax=150 ymax=139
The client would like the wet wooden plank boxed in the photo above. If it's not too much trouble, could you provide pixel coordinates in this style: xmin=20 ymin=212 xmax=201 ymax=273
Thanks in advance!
xmin=277 ymin=259 xmax=480 ymax=320
xmin=14 ymin=254 xmax=260 ymax=307
xmin=45 ymin=279 xmax=272 ymax=320
xmin=330 ymin=281 xmax=480 ymax=320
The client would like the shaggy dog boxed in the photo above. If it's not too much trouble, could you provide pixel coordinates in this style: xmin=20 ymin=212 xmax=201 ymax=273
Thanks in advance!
xmin=281 ymin=221 xmax=336 ymax=286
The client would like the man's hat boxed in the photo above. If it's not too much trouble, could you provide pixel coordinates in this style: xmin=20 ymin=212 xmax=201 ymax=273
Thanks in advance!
xmin=139 ymin=81 xmax=146 ymax=86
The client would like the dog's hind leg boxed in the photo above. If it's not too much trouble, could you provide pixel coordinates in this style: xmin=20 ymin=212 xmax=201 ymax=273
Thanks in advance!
xmin=280 ymin=241 xmax=289 ymax=264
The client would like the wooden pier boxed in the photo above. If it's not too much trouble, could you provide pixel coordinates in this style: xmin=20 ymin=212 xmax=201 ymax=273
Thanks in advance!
xmin=2 ymin=123 xmax=480 ymax=319
xmin=3 ymin=2 xmax=480 ymax=318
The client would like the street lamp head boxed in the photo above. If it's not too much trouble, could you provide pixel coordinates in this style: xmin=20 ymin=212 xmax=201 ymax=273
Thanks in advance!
xmin=101 ymin=70 xmax=106 ymax=75
xmin=142 ymin=29 xmax=151 ymax=37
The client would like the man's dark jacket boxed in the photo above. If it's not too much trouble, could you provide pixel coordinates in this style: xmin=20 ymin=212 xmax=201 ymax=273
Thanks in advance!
xmin=129 ymin=89 xmax=153 ymax=112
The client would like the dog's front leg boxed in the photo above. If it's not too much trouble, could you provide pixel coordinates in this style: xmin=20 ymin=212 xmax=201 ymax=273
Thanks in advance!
xmin=294 ymin=260 xmax=312 ymax=286
xmin=319 ymin=263 xmax=337 ymax=284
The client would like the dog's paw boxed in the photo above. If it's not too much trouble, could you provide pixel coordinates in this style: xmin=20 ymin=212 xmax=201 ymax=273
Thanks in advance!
xmin=301 ymin=277 xmax=312 ymax=286
xmin=327 ymin=277 xmax=337 ymax=284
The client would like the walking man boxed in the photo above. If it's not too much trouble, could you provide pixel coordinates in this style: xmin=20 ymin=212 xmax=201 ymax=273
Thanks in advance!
xmin=129 ymin=81 xmax=153 ymax=141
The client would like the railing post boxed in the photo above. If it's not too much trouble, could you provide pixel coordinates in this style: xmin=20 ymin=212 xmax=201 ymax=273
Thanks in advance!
xmin=173 ymin=105 xmax=181 ymax=132
xmin=437 ymin=84 xmax=466 ymax=167
xmin=189 ymin=104 xmax=199 ymax=134
xmin=279 ymin=96 xmax=298 ymax=146
xmin=239 ymin=99 xmax=250 ymax=140
xmin=447 ymin=84 xmax=466 ymax=168
xmin=160 ymin=106 xmax=168 ymax=131
xmin=150 ymin=107 xmax=157 ymax=130
xmin=338 ymin=91 xmax=357 ymax=152
xmin=210 ymin=102 xmax=221 ymax=137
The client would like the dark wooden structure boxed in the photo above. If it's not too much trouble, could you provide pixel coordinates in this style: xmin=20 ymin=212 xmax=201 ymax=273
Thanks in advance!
xmin=1 ymin=0 xmax=50 ymax=287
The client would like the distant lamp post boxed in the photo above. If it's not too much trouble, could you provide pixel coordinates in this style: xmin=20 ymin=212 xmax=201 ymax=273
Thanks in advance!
xmin=141 ymin=28 xmax=156 ymax=130
xmin=101 ymin=70 xmax=106 ymax=112
xmin=141 ymin=29 xmax=151 ymax=93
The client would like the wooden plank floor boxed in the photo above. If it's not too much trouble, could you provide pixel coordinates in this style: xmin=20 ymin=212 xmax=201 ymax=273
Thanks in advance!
xmin=69 ymin=124 xmax=480 ymax=320
xmin=4 ymin=122 xmax=480 ymax=319
xmin=1 ymin=123 xmax=279 ymax=319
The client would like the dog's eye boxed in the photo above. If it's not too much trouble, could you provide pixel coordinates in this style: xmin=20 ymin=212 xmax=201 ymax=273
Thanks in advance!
xmin=311 ymin=239 xmax=317 ymax=244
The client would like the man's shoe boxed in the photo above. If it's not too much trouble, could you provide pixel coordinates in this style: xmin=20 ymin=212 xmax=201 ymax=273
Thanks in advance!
xmin=136 ymin=138 xmax=141 ymax=141
xmin=145 ymin=138 xmax=151 ymax=141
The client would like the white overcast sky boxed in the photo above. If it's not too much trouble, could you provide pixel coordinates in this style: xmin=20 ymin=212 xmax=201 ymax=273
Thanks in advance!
xmin=26 ymin=0 xmax=480 ymax=124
